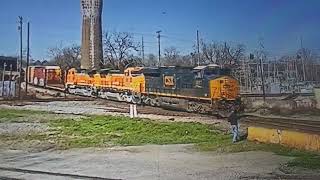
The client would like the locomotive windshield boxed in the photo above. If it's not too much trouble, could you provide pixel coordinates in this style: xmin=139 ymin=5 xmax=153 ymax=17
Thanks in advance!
xmin=193 ymin=65 xmax=231 ymax=78
xmin=204 ymin=68 xmax=220 ymax=76
xmin=220 ymin=68 xmax=232 ymax=76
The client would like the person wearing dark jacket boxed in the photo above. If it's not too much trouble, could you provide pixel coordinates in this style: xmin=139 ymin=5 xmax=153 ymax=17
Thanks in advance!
xmin=228 ymin=110 xmax=240 ymax=143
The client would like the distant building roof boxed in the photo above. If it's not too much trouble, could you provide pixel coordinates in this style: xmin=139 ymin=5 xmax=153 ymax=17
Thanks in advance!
xmin=29 ymin=65 xmax=60 ymax=69
xmin=0 ymin=56 xmax=17 ymax=61
xmin=194 ymin=64 xmax=220 ymax=70
xmin=44 ymin=66 xmax=60 ymax=69
xmin=207 ymin=64 xmax=219 ymax=67
xmin=193 ymin=65 xmax=207 ymax=70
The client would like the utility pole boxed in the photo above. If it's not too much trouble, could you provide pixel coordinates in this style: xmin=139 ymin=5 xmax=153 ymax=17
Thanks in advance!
xmin=18 ymin=16 xmax=23 ymax=99
xmin=224 ymin=42 xmax=227 ymax=64
xmin=295 ymin=55 xmax=299 ymax=81
xmin=196 ymin=30 xmax=200 ymax=66
xmin=141 ymin=36 xmax=145 ymax=62
xmin=267 ymin=60 xmax=270 ymax=80
xmin=259 ymin=38 xmax=266 ymax=102
xmin=156 ymin=31 xmax=161 ymax=67
xmin=260 ymin=57 xmax=266 ymax=102
xmin=300 ymin=36 xmax=306 ymax=81
xmin=273 ymin=58 xmax=276 ymax=83
xmin=286 ymin=58 xmax=289 ymax=80
xmin=25 ymin=22 xmax=30 ymax=96
xmin=256 ymin=60 xmax=259 ymax=80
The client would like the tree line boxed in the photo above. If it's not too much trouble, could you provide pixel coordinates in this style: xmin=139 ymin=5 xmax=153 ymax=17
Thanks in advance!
xmin=46 ymin=31 xmax=248 ymax=71
xmin=45 ymin=31 xmax=319 ymax=83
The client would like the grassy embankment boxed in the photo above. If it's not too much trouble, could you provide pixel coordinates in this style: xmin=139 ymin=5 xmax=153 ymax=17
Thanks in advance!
xmin=0 ymin=108 xmax=319 ymax=169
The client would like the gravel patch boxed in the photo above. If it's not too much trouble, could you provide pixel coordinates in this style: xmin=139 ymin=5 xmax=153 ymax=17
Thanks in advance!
xmin=0 ymin=101 xmax=122 ymax=116
xmin=0 ymin=123 xmax=49 ymax=135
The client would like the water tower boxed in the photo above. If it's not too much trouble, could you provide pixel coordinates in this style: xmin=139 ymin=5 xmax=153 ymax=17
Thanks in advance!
xmin=80 ymin=0 xmax=103 ymax=70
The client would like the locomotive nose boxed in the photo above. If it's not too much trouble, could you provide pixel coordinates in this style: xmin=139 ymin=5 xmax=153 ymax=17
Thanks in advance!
xmin=210 ymin=76 xmax=239 ymax=101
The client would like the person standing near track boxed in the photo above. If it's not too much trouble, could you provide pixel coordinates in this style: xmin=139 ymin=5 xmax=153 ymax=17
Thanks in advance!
xmin=228 ymin=110 xmax=240 ymax=143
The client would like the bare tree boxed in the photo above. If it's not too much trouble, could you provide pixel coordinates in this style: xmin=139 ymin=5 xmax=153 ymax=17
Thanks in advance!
xmin=104 ymin=32 xmax=141 ymax=71
xmin=48 ymin=44 xmax=81 ymax=83
xmin=199 ymin=40 xmax=245 ymax=68
xmin=200 ymin=41 xmax=218 ymax=64
xmin=179 ymin=54 xmax=194 ymax=67
xmin=161 ymin=47 xmax=194 ymax=66
xmin=143 ymin=53 xmax=158 ymax=67
xmin=163 ymin=47 xmax=180 ymax=66
xmin=297 ymin=48 xmax=319 ymax=81
xmin=222 ymin=43 xmax=246 ymax=66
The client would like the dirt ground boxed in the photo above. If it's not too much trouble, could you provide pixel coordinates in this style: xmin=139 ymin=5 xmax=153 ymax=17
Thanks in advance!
xmin=0 ymin=100 xmax=316 ymax=180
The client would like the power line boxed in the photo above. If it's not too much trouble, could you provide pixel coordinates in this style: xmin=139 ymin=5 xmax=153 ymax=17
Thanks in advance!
xmin=143 ymin=41 xmax=157 ymax=44
xmin=130 ymin=32 xmax=156 ymax=37
xmin=161 ymin=35 xmax=195 ymax=43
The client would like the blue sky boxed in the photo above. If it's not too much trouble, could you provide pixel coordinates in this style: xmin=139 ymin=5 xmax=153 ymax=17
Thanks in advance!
xmin=0 ymin=0 xmax=319 ymax=60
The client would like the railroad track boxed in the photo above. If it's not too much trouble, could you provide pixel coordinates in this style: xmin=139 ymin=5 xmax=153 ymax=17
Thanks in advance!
xmin=31 ymin=85 xmax=320 ymax=135
xmin=242 ymin=114 xmax=320 ymax=134
xmin=241 ymin=92 xmax=314 ymax=98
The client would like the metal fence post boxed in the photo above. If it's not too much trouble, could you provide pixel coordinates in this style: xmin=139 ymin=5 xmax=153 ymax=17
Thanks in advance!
xmin=2 ymin=63 xmax=6 ymax=97
xmin=8 ymin=64 xmax=13 ymax=98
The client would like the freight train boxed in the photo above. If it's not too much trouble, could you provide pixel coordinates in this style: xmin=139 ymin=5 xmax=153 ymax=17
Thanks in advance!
xmin=28 ymin=66 xmax=62 ymax=87
xmin=28 ymin=64 xmax=241 ymax=116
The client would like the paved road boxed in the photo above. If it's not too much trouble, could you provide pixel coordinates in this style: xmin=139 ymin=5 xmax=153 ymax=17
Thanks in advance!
xmin=0 ymin=145 xmax=290 ymax=180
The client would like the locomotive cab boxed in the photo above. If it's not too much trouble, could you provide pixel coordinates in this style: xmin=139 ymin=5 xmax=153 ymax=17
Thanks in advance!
xmin=193 ymin=64 xmax=222 ymax=96
xmin=123 ymin=67 xmax=145 ymax=93
xmin=193 ymin=64 xmax=239 ymax=100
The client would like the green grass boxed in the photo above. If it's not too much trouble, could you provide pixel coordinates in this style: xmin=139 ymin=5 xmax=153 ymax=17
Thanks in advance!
xmin=287 ymin=155 xmax=320 ymax=169
xmin=1 ymin=108 xmax=319 ymax=170
xmin=41 ymin=113 xmax=320 ymax=170
xmin=50 ymin=115 xmax=224 ymax=149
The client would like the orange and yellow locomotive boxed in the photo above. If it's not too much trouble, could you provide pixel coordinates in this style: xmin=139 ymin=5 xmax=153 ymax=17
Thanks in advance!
xmin=65 ymin=64 xmax=240 ymax=115
xmin=28 ymin=64 xmax=240 ymax=115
